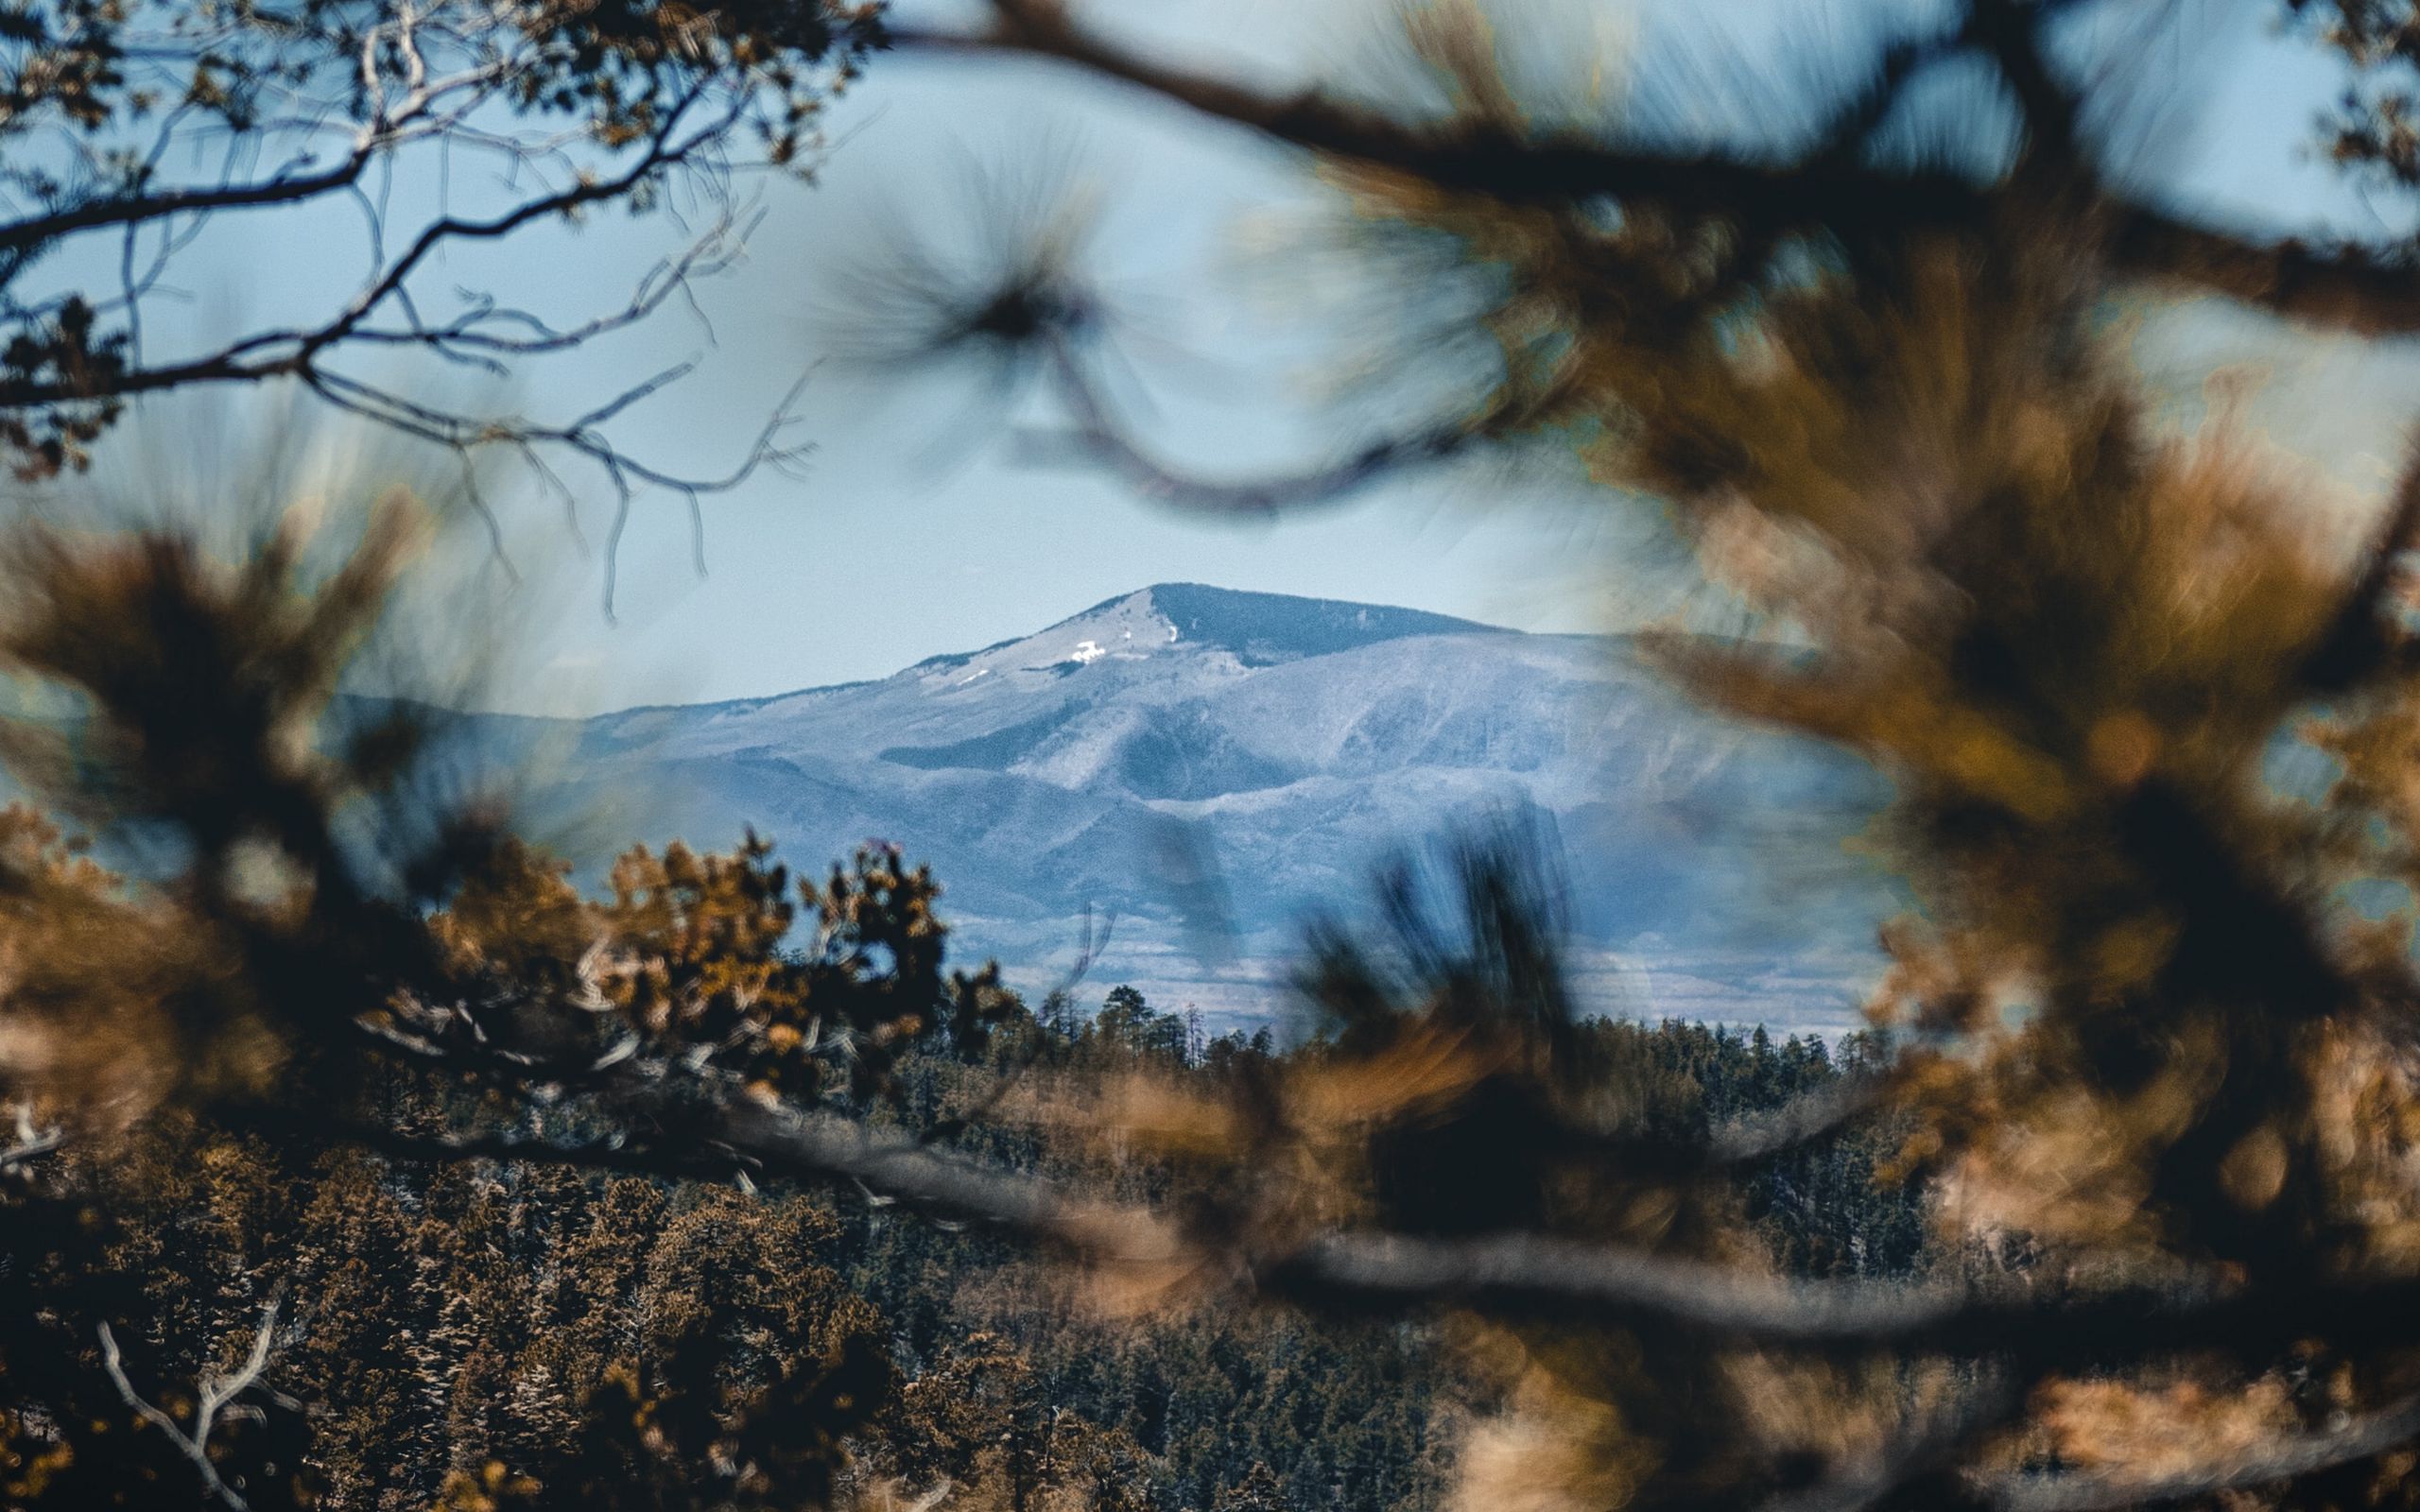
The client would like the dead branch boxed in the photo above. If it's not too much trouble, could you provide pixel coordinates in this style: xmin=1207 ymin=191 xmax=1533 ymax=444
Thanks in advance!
xmin=96 ymin=1290 xmax=285 ymax=1512
xmin=302 ymin=1042 xmax=2420 ymax=1372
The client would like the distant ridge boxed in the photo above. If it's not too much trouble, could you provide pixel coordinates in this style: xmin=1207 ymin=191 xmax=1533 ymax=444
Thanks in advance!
xmin=471 ymin=581 xmax=1893 ymax=1033
xmin=904 ymin=583 xmax=1509 ymax=681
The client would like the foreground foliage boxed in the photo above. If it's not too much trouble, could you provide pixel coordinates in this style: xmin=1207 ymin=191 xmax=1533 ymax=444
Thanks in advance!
xmin=11 ymin=922 xmax=1907 ymax=1512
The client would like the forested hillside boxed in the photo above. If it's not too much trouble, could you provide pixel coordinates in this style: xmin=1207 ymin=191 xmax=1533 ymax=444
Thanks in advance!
xmin=35 ymin=975 xmax=1919 ymax=1512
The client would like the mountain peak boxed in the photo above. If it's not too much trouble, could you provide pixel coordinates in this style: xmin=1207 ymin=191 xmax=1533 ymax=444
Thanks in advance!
xmin=901 ymin=584 xmax=1511 ymax=684
xmin=1043 ymin=583 xmax=1507 ymax=669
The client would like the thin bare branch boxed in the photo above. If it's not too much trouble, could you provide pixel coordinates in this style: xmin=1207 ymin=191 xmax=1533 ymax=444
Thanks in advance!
xmin=0 ymin=1129 xmax=61 ymax=1169
xmin=96 ymin=1290 xmax=285 ymax=1512
xmin=1012 ymin=341 xmax=1480 ymax=515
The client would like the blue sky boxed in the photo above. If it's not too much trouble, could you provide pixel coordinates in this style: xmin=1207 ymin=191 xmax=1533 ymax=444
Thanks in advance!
xmin=28 ymin=0 xmax=2420 ymax=714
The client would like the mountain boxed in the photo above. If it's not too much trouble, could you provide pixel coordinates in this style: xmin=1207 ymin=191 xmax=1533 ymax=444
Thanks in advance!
xmin=482 ymin=584 xmax=1898 ymax=1034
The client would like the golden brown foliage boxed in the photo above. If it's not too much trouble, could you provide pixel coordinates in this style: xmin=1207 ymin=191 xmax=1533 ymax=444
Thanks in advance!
xmin=1124 ymin=9 xmax=2420 ymax=1509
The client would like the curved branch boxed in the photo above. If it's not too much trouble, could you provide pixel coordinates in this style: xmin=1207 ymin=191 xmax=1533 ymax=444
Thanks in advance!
xmin=885 ymin=9 xmax=1984 ymax=223
xmin=307 ymin=1040 xmax=2420 ymax=1367
xmin=1976 ymin=1395 xmax=2420 ymax=1512
xmin=1013 ymin=341 xmax=1481 ymax=515
xmin=0 ymin=152 xmax=376 ymax=260
xmin=2105 ymin=209 xmax=2420 ymax=337
xmin=886 ymin=5 xmax=2420 ymax=336
xmin=0 ymin=95 xmax=808 ymax=603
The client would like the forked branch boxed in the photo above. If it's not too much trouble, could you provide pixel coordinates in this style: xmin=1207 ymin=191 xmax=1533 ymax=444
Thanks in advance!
xmin=96 ymin=1292 xmax=286 ymax=1512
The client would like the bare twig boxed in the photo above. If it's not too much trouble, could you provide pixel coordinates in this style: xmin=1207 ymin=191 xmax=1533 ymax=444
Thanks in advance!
xmin=0 ymin=1128 xmax=61 ymax=1170
xmin=96 ymin=1290 xmax=286 ymax=1512
xmin=0 ymin=1103 xmax=61 ymax=1172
